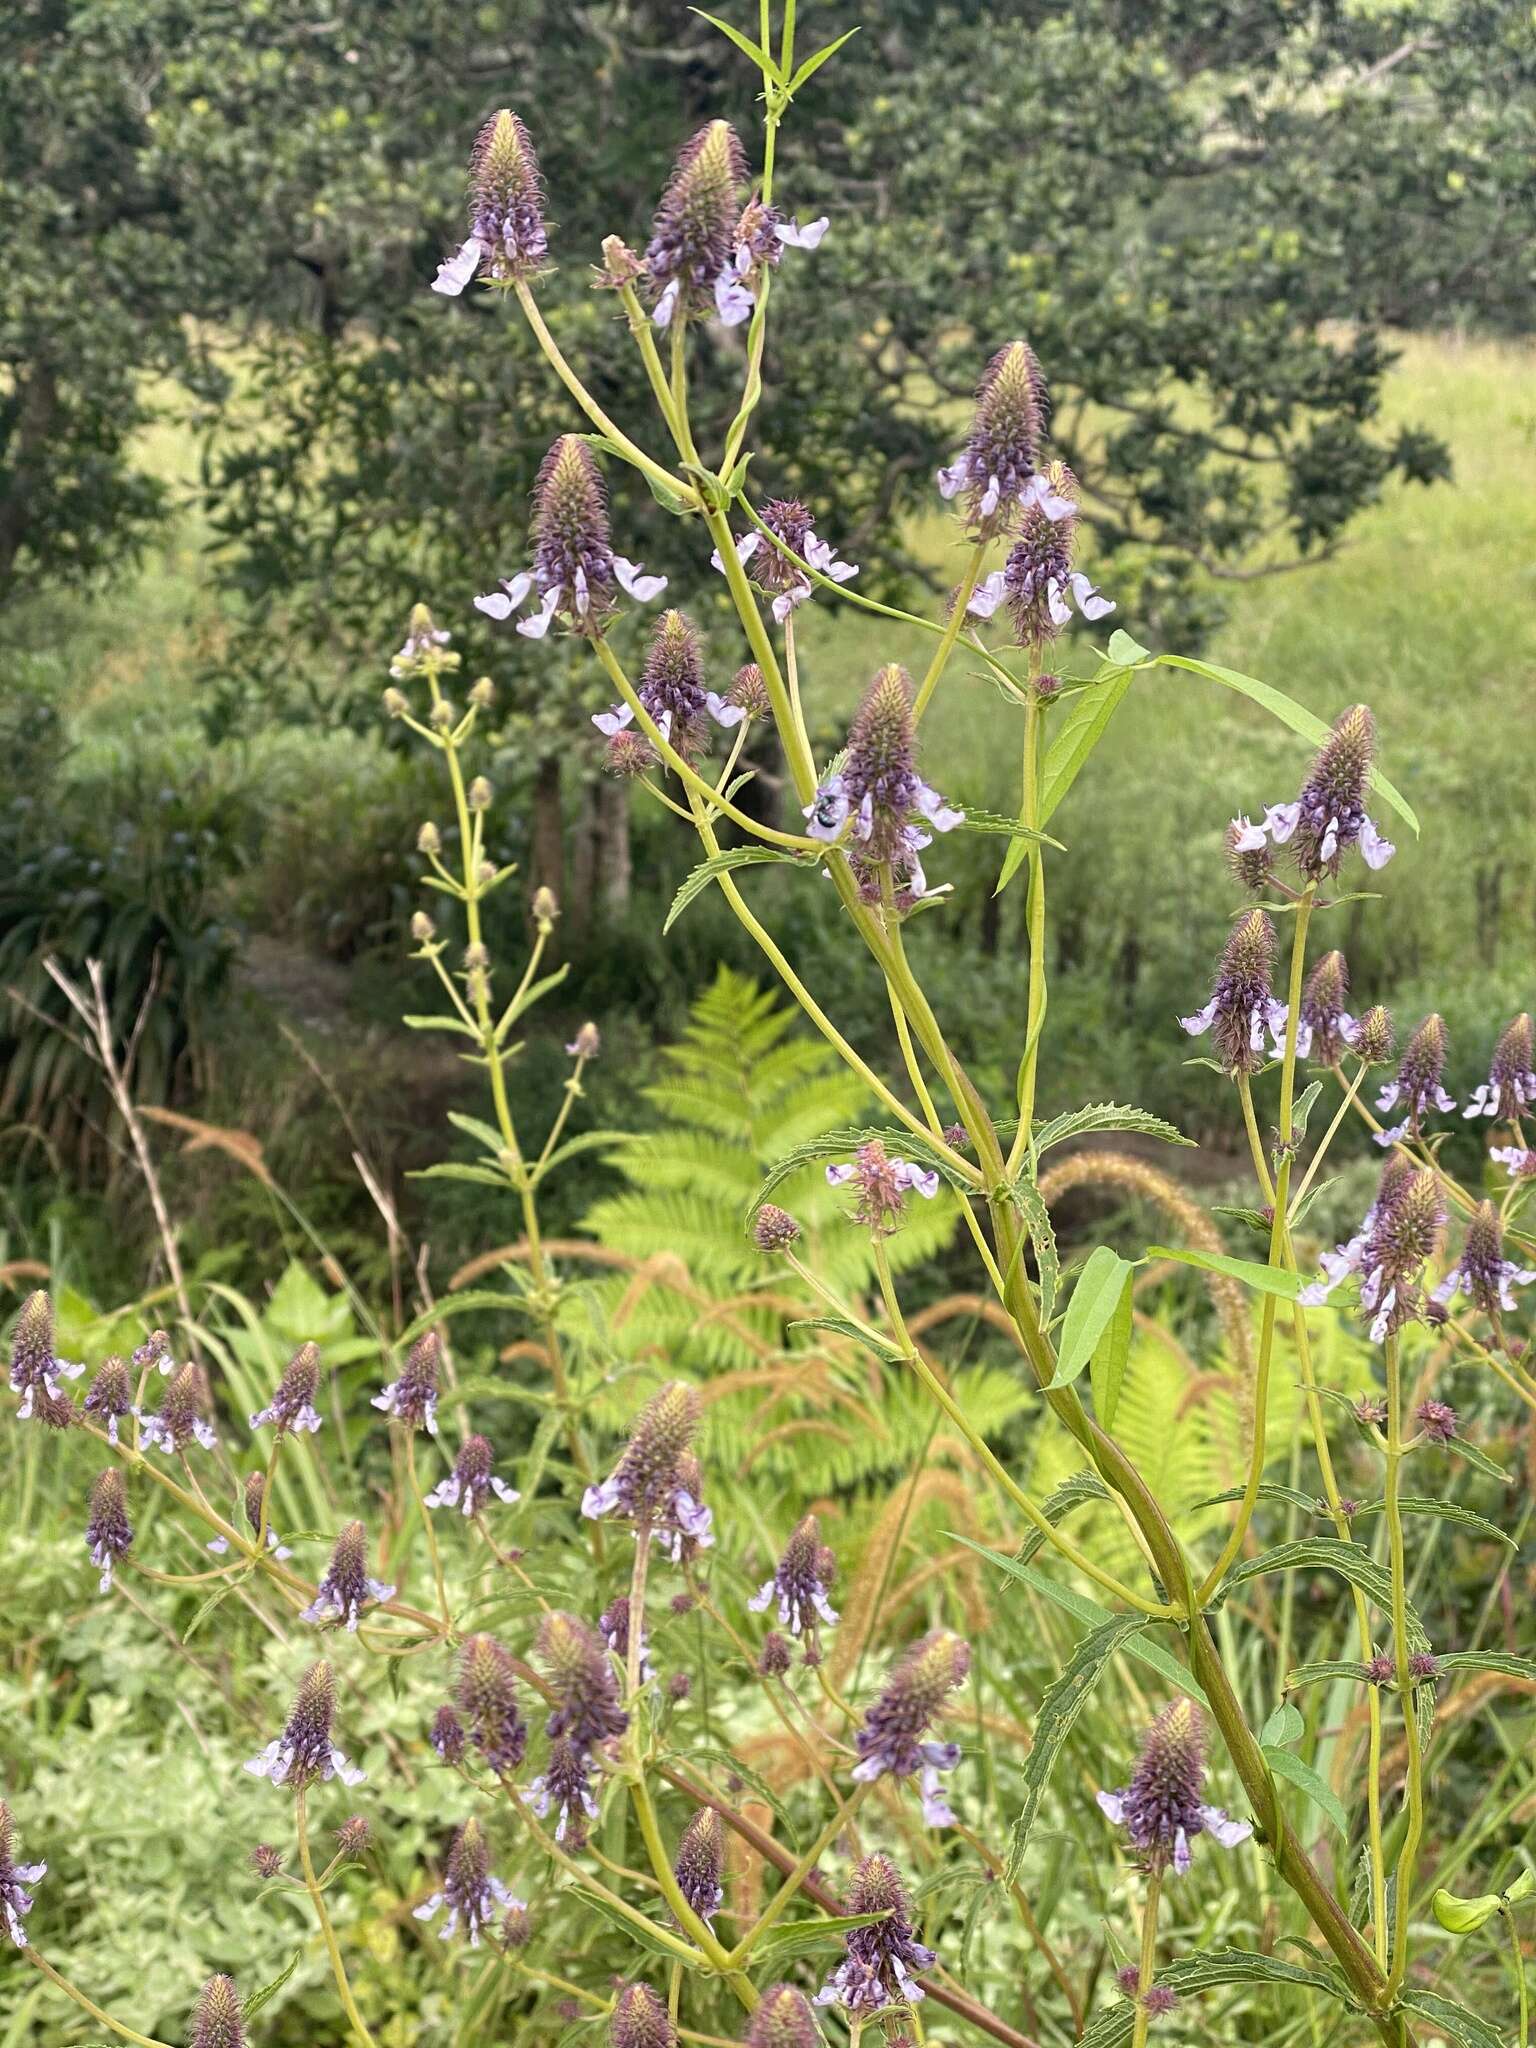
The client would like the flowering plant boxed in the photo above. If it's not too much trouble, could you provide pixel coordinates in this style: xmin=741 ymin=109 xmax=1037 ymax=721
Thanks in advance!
xmin=6 ymin=13 xmax=1534 ymax=2048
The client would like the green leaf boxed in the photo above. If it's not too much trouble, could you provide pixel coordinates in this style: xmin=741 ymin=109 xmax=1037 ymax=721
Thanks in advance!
xmin=643 ymin=469 xmax=695 ymax=517
xmin=1004 ymin=1612 xmax=1151 ymax=1879
xmin=1090 ymin=1265 xmax=1134 ymax=1430
xmin=576 ymin=1890 xmax=701 ymax=1966
xmin=1052 ymin=1246 xmax=1134 ymax=1390
xmin=1448 ymin=1434 xmax=1512 ymax=1484
xmin=242 ymin=1948 xmax=303 ymax=2021
xmin=1040 ymin=662 xmax=1136 ymax=824
xmin=1001 ymin=1173 xmax=1059 ymax=1326
xmin=1106 ymin=629 xmax=1151 ymax=664
xmin=957 ymin=806 xmax=1064 ymax=849
xmin=788 ymin=1314 xmax=902 ymax=1363
xmin=1145 ymin=1244 xmax=1299 ymax=1300
xmin=1396 ymin=1986 xmax=1507 ymax=2048
xmin=1012 ymin=1472 xmax=1111 ymax=1568
xmin=1212 ymin=1540 xmax=1429 ymax=1651
xmin=1289 ymin=1078 xmax=1322 ymax=1143
xmin=182 ymin=1571 xmax=250 ymax=1644
xmin=688 ymin=9 xmax=785 ymax=82
xmin=1151 ymin=653 xmax=1419 ymax=836
xmin=406 ymin=1161 xmax=512 ymax=1188
xmin=1284 ymin=1659 xmax=1372 ymax=1691
xmin=497 ymin=964 xmax=570 ymax=1035
xmin=664 ymin=847 xmax=808 ymax=933
xmin=1435 ymin=1650 xmax=1536 ymax=1681
xmin=1263 ymin=1745 xmax=1348 ymax=1834
xmin=534 ymin=1130 xmax=641 ymax=1179
xmin=786 ymin=27 xmax=860 ymax=93
xmin=754 ymin=1911 xmax=891 ymax=1968
xmin=401 ymin=1013 xmax=478 ymax=1038
xmin=1346 ymin=1496 xmax=1515 ymax=1550
xmin=446 ymin=1111 xmax=508 ymax=1157
xmin=949 ymin=1537 xmax=1209 ymax=1707
xmin=1030 ymin=1102 xmax=1195 ymax=1153
xmin=1260 ymin=1702 xmax=1304 ymax=1747
xmin=1077 ymin=1948 xmax=1355 ymax=2046
xmin=1196 ymin=1482 xmax=1322 ymax=1515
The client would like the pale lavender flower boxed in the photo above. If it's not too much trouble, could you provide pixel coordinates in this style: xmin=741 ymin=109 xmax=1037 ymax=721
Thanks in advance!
xmin=250 ymin=1341 xmax=323 ymax=1436
xmin=1375 ymin=1014 xmax=1456 ymax=1145
xmin=1290 ymin=950 xmax=1358 ymax=1065
xmin=431 ymin=110 xmax=548 ymax=295
xmin=301 ymin=1522 xmax=395 ymax=1631
xmin=139 ymin=1362 xmax=218 ymax=1455
xmin=8 ymin=1290 xmax=84 ymax=1421
xmin=816 ymin=1853 xmax=935 ymax=2011
xmin=1096 ymin=1700 xmax=1251 ymax=1874
xmin=749 ymin=1514 xmax=839 ymax=1638
xmin=599 ymin=1595 xmax=653 ymax=1682
xmin=1434 ymin=1200 xmax=1535 ymax=1315
xmin=804 ymin=664 xmax=961 ymax=910
xmin=645 ymin=122 xmax=748 ymax=327
xmin=415 ymin=1818 xmax=518 ymax=1947
xmin=1465 ymin=1014 xmax=1536 ymax=1122
xmin=826 ymin=1138 xmax=940 ymax=1232
xmin=1491 ymin=1144 xmax=1536 ymax=1180
xmin=712 ymin=497 xmax=859 ymax=621
xmin=851 ymin=1630 xmax=969 ymax=1825
xmin=83 ymin=1356 xmax=134 ymax=1445
xmin=245 ymin=1662 xmax=365 ymax=1789
xmin=1233 ymin=706 xmax=1394 ymax=878
xmin=476 ymin=436 xmax=665 ymax=639
xmin=581 ymin=1381 xmax=714 ymax=1557
xmin=982 ymin=461 xmax=1112 ymax=644
xmin=389 ymin=605 xmax=453 ymax=679
xmin=592 ymin=608 xmax=743 ymax=756
xmin=425 ymin=1433 xmax=519 ymax=1515
xmin=1179 ymin=910 xmax=1284 ymax=1075
xmin=85 ymin=1469 xmax=133 ymax=1592
xmin=936 ymin=340 xmax=1067 ymax=535
xmin=373 ymin=1330 xmax=440 ymax=1435
xmin=0 ymin=1804 xmax=44 ymax=1949
xmin=531 ymin=1735 xmax=599 ymax=1845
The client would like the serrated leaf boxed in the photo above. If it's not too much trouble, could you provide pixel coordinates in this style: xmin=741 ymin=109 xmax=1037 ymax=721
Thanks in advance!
xmin=786 ymin=26 xmax=860 ymax=92
xmin=1040 ymin=662 xmax=1136 ymax=824
xmin=243 ymin=1948 xmax=302 ymax=2021
xmin=1077 ymin=1947 xmax=1354 ymax=2047
xmin=1090 ymin=1266 xmax=1134 ymax=1430
xmin=1263 ymin=1744 xmax=1348 ymax=1833
xmin=688 ymin=9 xmax=785 ymax=81
xmin=1030 ymin=1102 xmax=1195 ymax=1153
xmin=1053 ymin=1246 xmax=1134 ymax=1391
xmin=402 ymin=1013 xmax=478 ymax=1037
xmin=182 ymin=1570 xmax=249 ymax=1644
xmin=1012 ymin=1472 xmax=1111 ymax=1567
xmin=788 ymin=1314 xmax=902 ymax=1362
xmin=957 ymin=806 xmax=1063 ymax=849
xmin=1212 ymin=1540 xmax=1429 ymax=1651
xmin=1001 ymin=1174 xmax=1059 ymax=1326
xmin=753 ymin=1911 xmax=890 ymax=1968
xmin=407 ymin=1161 xmax=512 ymax=1187
xmin=951 ymin=1537 xmax=1212 ymax=1708
xmin=1396 ymin=1986 xmax=1507 ymax=2048
xmin=1284 ymin=1659 xmax=1372 ymax=1691
xmin=1196 ymin=1482 xmax=1321 ymax=1515
xmin=665 ymin=847 xmax=807 ymax=933
xmin=1435 ymin=1650 xmax=1536 ymax=1680
xmin=1003 ymin=1612 xmax=1150 ymax=1879
xmin=1447 ymin=1434 xmax=1512 ymax=1484
xmin=1346 ymin=1496 xmax=1515 ymax=1550
xmin=1145 ymin=1244 xmax=1299 ymax=1299
xmin=1151 ymin=654 xmax=1419 ymax=836
xmin=575 ymin=1889 xmax=702 ymax=1965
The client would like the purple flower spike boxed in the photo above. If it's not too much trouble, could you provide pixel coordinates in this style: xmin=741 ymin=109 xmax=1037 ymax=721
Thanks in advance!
xmin=83 ymin=1355 xmax=134 ymax=1445
xmin=816 ymin=1852 xmax=936 ymax=2012
xmin=430 ymin=1705 xmax=466 ymax=1765
xmin=243 ymin=1472 xmax=293 ymax=1559
xmin=611 ymin=1983 xmax=677 ymax=2048
xmin=245 ymin=1662 xmax=365 ymax=1790
xmin=0 ymin=1804 xmax=44 ymax=1950
xmin=673 ymin=1808 xmax=725 ymax=1925
xmin=593 ymin=609 xmax=743 ymax=760
xmin=301 ymin=1521 xmax=395 ymax=1631
xmin=373 ymin=1330 xmax=440 ymax=1435
xmin=477 ymin=436 xmax=665 ymax=642
xmin=752 ymin=1204 xmax=802 ymax=1253
xmin=251 ymin=1340 xmax=324 ymax=1436
xmin=1492 ymin=1144 xmax=1536 ymax=1181
xmin=85 ymin=1469 xmax=133 ymax=1593
xmin=805 ymin=665 xmax=962 ymax=909
xmin=713 ymin=497 xmax=858 ymax=620
xmin=746 ymin=1986 xmax=820 ymax=2048
xmin=852 ymin=1630 xmax=969 ymax=1825
xmin=1298 ymin=1157 xmax=1416 ymax=1309
xmin=1096 ymin=1699 xmax=1251 ymax=1875
xmin=1465 ymin=1014 xmax=1536 ymax=1123
xmin=1295 ymin=951 xmax=1358 ymax=1066
xmin=1354 ymin=1167 xmax=1443 ymax=1341
xmin=1415 ymin=1399 xmax=1458 ymax=1444
xmin=645 ymin=121 xmax=748 ymax=327
xmin=425 ymin=1433 xmax=519 ymax=1515
xmin=1001 ymin=461 xmax=1113 ymax=648
xmin=826 ymin=1138 xmax=941 ymax=1233
xmin=581 ymin=1381 xmax=715 ymax=1558
xmin=599 ymin=1595 xmax=653 ymax=1682
xmin=9 ymin=1290 xmax=84 ymax=1421
xmin=1179 ymin=909 xmax=1284 ymax=1076
xmin=937 ymin=340 xmax=1058 ymax=535
xmin=189 ymin=1975 xmax=246 ymax=2048
xmin=538 ymin=1611 xmax=629 ymax=1748
xmin=139 ymin=1361 xmax=218 ymax=1455
xmin=1240 ymin=706 xmax=1395 ymax=880
xmin=531 ymin=1735 xmax=601 ymax=1846
xmin=749 ymin=1514 xmax=839 ymax=1639
xmin=1434 ymin=1200 xmax=1535 ymax=1316
xmin=415 ymin=1818 xmax=518 ymax=1947
xmin=455 ymin=1634 xmax=528 ymax=1773
xmin=1375 ymin=1013 xmax=1456 ymax=1145
xmin=431 ymin=109 xmax=548 ymax=296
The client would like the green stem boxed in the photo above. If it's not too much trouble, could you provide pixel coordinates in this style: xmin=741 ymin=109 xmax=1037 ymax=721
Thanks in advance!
xmin=23 ymin=1952 xmax=176 ymax=2048
xmin=723 ymin=1787 xmax=866 ymax=1966
xmin=405 ymin=1429 xmax=450 ymax=1625
xmin=297 ymin=1790 xmax=382 ymax=2048
xmin=626 ymin=1775 xmax=756 ymax=2005
xmin=1129 ymin=1867 xmax=1162 ymax=2048
xmin=626 ymin=1529 xmax=651 ymax=1702
xmin=1504 ymin=1904 xmax=1529 ymax=2048
xmin=1384 ymin=1334 xmax=1426 ymax=1999
xmin=1009 ymin=681 xmax=1048 ymax=1159
xmin=912 ymin=540 xmax=988 ymax=722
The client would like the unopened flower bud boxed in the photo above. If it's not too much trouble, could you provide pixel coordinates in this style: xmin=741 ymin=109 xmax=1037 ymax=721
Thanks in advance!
xmin=335 ymin=1815 xmax=372 ymax=1859
xmin=429 ymin=699 xmax=456 ymax=731
xmin=383 ymin=687 xmax=408 ymax=718
xmin=746 ymin=1985 xmax=820 ymax=2048
xmin=468 ymin=776 xmax=493 ymax=812
xmin=532 ymin=885 xmax=559 ymax=929
xmin=752 ymin=1204 xmax=801 ymax=1252
xmin=469 ymin=676 xmax=495 ymax=708
xmin=417 ymin=822 xmax=442 ymax=856
xmin=1355 ymin=1004 xmax=1395 ymax=1065
xmin=250 ymin=1844 xmax=284 ymax=1880
xmin=411 ymin=911 xmax=436 ymax=944
xmin=566 ymin=1021 xmax=601 ymax=1060
xmin=611 ymin=1982 xmax=676 ymax=2048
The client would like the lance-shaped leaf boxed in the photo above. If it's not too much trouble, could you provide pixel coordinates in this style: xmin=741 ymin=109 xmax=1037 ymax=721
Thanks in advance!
xmin=1052 ymin=1245 xmax=1135 ymax=1391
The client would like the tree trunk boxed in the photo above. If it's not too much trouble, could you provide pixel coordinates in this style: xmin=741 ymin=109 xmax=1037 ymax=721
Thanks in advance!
xmin=592 ymin=775 xmax=631 ymax=917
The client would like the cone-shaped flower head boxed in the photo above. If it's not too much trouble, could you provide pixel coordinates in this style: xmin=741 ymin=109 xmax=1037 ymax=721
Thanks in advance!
xmin=816 ymin=1852 xmax=936 ymax=2011
xmin=1096 ymin=1700 xmax=1251 ymax=1874
xmin=478 ymin=436 xmax=665 ymax=638
xmin=1356 ymin=1167 xmax=1443 ymax=1340
xmin=0 ymin=1802 xmax=45 ymax=1948
xmin=982 ymin=462 xmax=1112 ymax=645
xmin=729 ymin=662 xmax=770 ymax=718
xmin=645 ymin=121 xmax=748 ymax=327
xmin=1179 ymin=910 xmax=1282 ymax=1075
xmin=538 ymin=1611 xmax=629 ymax=1748
xmin=711 ymin=496 xmax=858 ymax=621
xmin=937 ymin=341 xmax=1053 ymax=533
xmin=673 ymin=1807 xmax=724 ymax=1924
xmin=1466 ymin=1013 xmax=1536 ymax=1122
xmin=751 ymin=1203 xmax=801 ymax=1253
xmin=598 ymin=1593 xmax=652 ymax=1681
xmin=1224 ymin=818 xmax=1274 ymax=895
xmin=454 ymin=1633 xmax=528 ymax=1773
xmin=1376 ymin=1013 xmax=1455 ymax=1143
xmin=430 ymin=1704 xmax=467 ymax=1764
xmin=1240 ymin=705 xmax=1394 ymax=877
xmin=612 ymin=1982 xmax=677 ymax=2048
xmin=1297 ymin=951 xmax=1358 ymax=1065
xmin=86 ymin=1468 xmax=133 ymax=1592
xmin=1434 ymin=1200 xmax=1534 ymax=1317
xmin=373 ymin=1330 xmax=439 ymax=1434
xmin=1415 ymin=1398 xmax=1458 ymax=1443
xmin=425 ymin=1432 xmax=519 ymax=1515
xmin=431 ymin=109 xmax=548 ymax=296
xmin=1355 ymin=1004 xmax=1395 ymax=1066
xmin=301 ymin=1521 xmax=395 ymax=1631
xmin=251 ymin=1341 xmax=323 ymax=1436
xmin=804 ymin=666 xmax=962 ymax=903
xmin=9 ymin=1289 xmax=83 ymax=1419
xmin=189 ymin=1974 xmax=245 ymax=2048
xmin=758 ymin=1631 xmax=792 ymax=1677
xmin=582 ymin=1381 xmax=713 ymax=1558
xmin=83 ymin=1355 xmax=134 ymax=1444
xmin=140 ymin=1361 xmax=217 ymax=1455
xmin=747 ymin=1986 xmax=820 ymax=2048
xmin=415 ymin=1817 xmax=518 ymax=1947
xmin=531 ymin=1733 xmax=599 ymax=1844
xmin=825 ymin=1137 xmax=941 ymax=1233
xmin=750 ymin=1514 xmax=838 ymax=1639
xmin=335 ymin=1815 xmax=372 ymax=1860
xmin=245 ymin=1661 xmax=365 ymax=1790
xmin=242 ymin=1472 xmax=292 ymax=1559
xmin=592 ymin=608 xmax=745 ymax=757
xmin=1300 ymin=1154 xmax=1417 ymax=1309
xmin=852 ymin=1630 xmax=969 ymax=1824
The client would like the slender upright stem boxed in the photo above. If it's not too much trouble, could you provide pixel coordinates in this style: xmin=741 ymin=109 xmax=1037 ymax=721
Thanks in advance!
xmin=1504 ymin=1903 xmax=1530 ymax=2048
xmin=1129 ymin=1867 xmax=1163 ymax=2048
xmin=626 ymin=1530 xmax=651 ymax=1701
xmin=723 ymin=1787 xmax=867 ymax=1965
xmin=23 ymin=1952 xmax=176 ymax=2048
xmin=912 ymin=540 xmax=988 ymax=722
xmin=296 ymin=1790 xmax=382 ymax=2048
xmin=1384 ymin=1335 xmax=1426 ymax=1998
xmin=405 ymin=1429 xmax=450 ymax=1624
